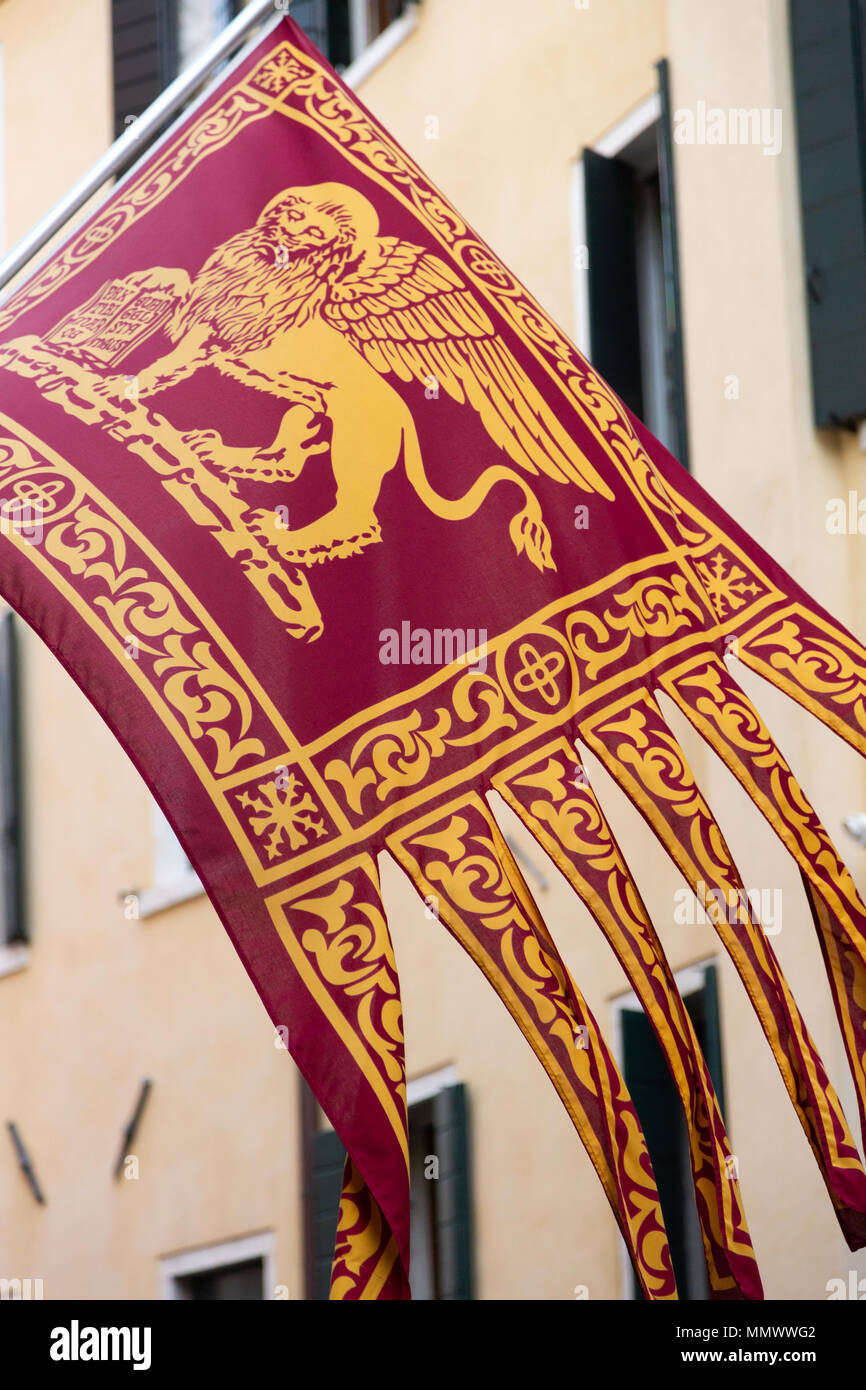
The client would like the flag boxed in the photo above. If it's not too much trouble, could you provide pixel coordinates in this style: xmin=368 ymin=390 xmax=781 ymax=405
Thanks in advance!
xmin=2 ymin=14 xmax=866 ymax=1300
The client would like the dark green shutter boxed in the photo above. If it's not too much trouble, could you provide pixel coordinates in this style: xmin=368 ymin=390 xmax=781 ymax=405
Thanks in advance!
xmin=790 ymin=0 xmax=866 ymax=427
xmin=622 ymin=966 xmax=724 ymax=1297
xmin=656 ymin=58 xmax=690 ymax=471
xmin=621 ymin=1007 xmax=686 ymax=1296
xmin=310 ymin=1126 xmax=346 ymax=1300
xmin=700 ymin=963 xmax=725 ymax=1119
xmin=0 ymin=610 xmax=23 ymax=946
xmin=327 ymin=1 xmax=353 ymax=69
xmin=432 ymin=1082 xmax=473 ymax=1300
xmin=290 ymin=0 xmax=331 ymax=55
xmin=308 ymin=1085 xmax=473 ymax=1299
xmin=111 ymin=0 xmax=177 ymax=141
xmin=583 ymin=147 xmax=644 ymax=420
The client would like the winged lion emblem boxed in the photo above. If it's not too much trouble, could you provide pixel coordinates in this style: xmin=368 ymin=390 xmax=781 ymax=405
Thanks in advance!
xmin=90 ymin=182 xmax=611 ymax=581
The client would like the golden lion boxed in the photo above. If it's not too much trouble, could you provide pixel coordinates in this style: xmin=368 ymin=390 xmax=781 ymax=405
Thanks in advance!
xmin=97 ymin=182 xmax=611 ymax=570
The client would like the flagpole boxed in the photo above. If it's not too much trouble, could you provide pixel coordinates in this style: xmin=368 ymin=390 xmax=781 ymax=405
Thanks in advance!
xmin=0 ymin=0 xmax=282 ymax=299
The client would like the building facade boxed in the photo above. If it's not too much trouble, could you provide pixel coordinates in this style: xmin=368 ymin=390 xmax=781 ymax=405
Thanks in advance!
xmin=1 ymin=0 xmax=865 ymax=1300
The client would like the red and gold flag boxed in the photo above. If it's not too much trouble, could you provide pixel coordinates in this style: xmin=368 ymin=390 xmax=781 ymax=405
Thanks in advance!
xmin=2 ymin=15 xmax=866 ymax=1299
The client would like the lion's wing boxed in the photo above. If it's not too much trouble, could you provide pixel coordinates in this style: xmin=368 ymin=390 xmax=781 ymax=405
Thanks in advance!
xmin=322 ymin=238 xmax=612 ymax=498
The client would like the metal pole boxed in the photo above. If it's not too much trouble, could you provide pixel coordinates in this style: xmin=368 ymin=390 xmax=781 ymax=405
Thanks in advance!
xmin=0 ymin=0 xmax=282 ymax=296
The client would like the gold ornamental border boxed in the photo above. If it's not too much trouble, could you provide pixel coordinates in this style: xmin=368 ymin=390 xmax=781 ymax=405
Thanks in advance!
xmin=0 ymin=407 xmax=786 ymax=889
xmin=3 ymin=34 xmax=847 ymax=891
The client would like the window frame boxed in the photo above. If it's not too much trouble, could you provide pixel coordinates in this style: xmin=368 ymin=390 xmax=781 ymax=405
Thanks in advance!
xmin=160 ymin=1231 xmax=276 ymax=1299
xmin=571 ymin=82 xmax=690 ymax=469
xmin=137 ymin=799 xmax=202 ymax=918
xmin=305 ymin=1064 xmax=473 ymax=1300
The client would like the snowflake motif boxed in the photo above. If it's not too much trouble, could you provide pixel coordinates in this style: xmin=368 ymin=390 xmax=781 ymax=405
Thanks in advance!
xmin=695 ymin=549 xmax=762 ymax=618
xmin=249 ymin=49 xmax=300 ymax=96
xmin=237 ymin=773 xmax=327 ymax=860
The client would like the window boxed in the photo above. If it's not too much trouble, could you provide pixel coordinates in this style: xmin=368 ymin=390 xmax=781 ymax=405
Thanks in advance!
xmin=111 ymin=0 xmax=242 ymax=138
xmin=790 ymin=0 xmax=866 ymax=428
xmin=111 ymin=0 xmax=414 ymax=133
xmin=174 ymin=1258 xmax=263 ymax=1299
xmin=307 ymin=1069 xmax=473 ymax=1299
xmin=161 ymin=1232 xmax=275 ymax=1298
xmin=575 ymin=63 xmax=689 ymax=468
xmin=0 ymin=608 xmax=24 ymax=949
xmin=285 ymin=0 xmax=333 ymax=61
xmin=177 ymin=0 xmax=238 ymax=73
xmin=137 ymin=800 xmax=201 ymax=917
xmin=616 ymin=961 xmax=724 ymax=1300
xmin=291 ymin=0 xmax=411 ymax=71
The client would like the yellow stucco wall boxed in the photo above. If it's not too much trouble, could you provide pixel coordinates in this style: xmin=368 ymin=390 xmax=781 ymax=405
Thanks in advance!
xmin=1 ymin=0 xmax=864 ymax=1301
xmin=0 ymin=0 xmax=113 ymax=269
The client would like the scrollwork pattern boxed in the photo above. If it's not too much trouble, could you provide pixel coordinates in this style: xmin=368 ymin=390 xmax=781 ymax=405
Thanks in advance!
xmin=742 ymin=616 xmax=866 ymax=744
xmin=496 ymin=751 xmax=759 ymax=1295
xmin=0 ymin=92 xmax=268 ymax=336
xmin=323 ymin=672 xmax=516 ymax=814
xmin=583 ymin=689 xmax=866 ymax=1227
xmin=1 ymin=432 xmax=268 ymax=775
xmin=330 ymin=1158 xmax=402 ymax=1300
xmin=566 ymin=573 xmax=704 ymax=681
xmin=390 ymin=797 xmax=676 ymax=1300
xmin=292 ymin=876 xmax=405 ymax=1092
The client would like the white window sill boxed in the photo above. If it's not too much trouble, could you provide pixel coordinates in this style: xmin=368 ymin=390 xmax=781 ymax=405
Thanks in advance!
xmin=0 ymin=941 xmax=31 ymax=978
xmin=138 ymin=874 xmax=204 ymax=919
xmin=342 ymin=4 xmax=420 ymax=90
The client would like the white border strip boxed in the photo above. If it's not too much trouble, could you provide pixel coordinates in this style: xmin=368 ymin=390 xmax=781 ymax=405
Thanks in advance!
xmin=341 ymin=3 xmax=421 ymax=90
xmin=0 ymin=941 xmax=30 ymax=978
xmin=406 ymin=1063 xmax=458 ymax=1107
xmin=160 ymin=1230 xmax=276 ymax=1299
xmin=594 ymin=92 xmax=661 ymax=159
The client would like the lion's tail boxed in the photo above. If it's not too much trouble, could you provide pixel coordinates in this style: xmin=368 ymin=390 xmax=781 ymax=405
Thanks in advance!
xmin=401 ymin=427 xmax=555 ymax=572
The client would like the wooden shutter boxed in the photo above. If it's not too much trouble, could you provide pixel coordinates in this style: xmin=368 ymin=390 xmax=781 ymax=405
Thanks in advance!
xmin=431 ymin=1082 xmax=473 ymax=1300
xmin=0 ymin=610 xmax=24 ymax=946
xmin=310 ymin=1126 xmax=346 ymax=1300
xmin=790 ymin=0 xmax=866 ymax=427
xmin=655 ymin=58 xmax=690 ymax=471
xmin=583 ymin=147 xmax=644 ymax=420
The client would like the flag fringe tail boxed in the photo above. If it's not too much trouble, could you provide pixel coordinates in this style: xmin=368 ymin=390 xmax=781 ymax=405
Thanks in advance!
xmin=735 ymin=618 xmax=866 ymax=763
xmin=633 ymin=414 xmax=866 ymax=763
xmin=329 ymin=1155 xmax=405 ymax=1299
xmin=491 ymin=754 xmax=762 ymax=1299
xmin=387 ymin=791 xmax=678 ymax=1300
xmin=659 ymin=654 xmax=866 ymax=1168
xmin=580 ymin=686 xmax=866 ymax=1247
xmin=273 ymin=856 xmax=412 ymax=1300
